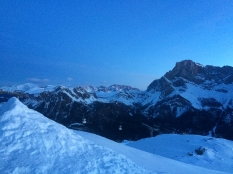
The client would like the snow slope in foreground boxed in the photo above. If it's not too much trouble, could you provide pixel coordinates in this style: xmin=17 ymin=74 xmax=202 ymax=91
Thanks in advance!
xmin=0 ymin=98 xmax=229 ymax=174
xmin=0 ymin=98 xmax=151 ymax=174
xmin=127 ymin=134 xmax=233 ymax=173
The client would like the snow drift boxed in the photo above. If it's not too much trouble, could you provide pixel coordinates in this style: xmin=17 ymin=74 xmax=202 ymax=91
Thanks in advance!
xmin=0 ymin=97 xmax=152 ymax=174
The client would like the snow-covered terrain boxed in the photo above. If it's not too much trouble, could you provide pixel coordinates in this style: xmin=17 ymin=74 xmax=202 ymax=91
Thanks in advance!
xmin=0 ymin=83 xmax=55 ymax=94
xmin=2 ymin=78 xmax=233 ymax=110
xmin=0 ymin=83 xmax=141 ymax=105
xmin=2 ymin=74 xmax=233 ymax=110
xmin=127 ymin=134 xmax=233 ymax=173
xmin=168 ymin=79 xmax=233 ymax=110
xmin=0 ymin=98 xmax=231 ymax=174
xmin=0 ymin=98 xmax=151 ymax=174
xmin=1 ymin=60 xmax=233 ymax=111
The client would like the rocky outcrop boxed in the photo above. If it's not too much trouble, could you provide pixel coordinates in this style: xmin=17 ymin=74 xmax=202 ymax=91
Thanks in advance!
xmin=165 ymin=60 xmax=205 ymax=84
xmin=164 ymin=60 xmax=233 ymax=85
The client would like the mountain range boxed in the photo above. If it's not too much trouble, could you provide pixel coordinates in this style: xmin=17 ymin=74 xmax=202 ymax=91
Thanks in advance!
xmin=1 ymin=60 xmax=233 ymax=141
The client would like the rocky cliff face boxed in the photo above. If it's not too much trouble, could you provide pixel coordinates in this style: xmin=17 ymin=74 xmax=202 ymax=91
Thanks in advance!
xmin=1 ymin=60 xmax=233 ymax=141
xmin=165 ymin=60 xmax=204 ymax=83
xmin=165 ymin=60 xmax=233 ymax=85
xmin=145 ymin=60 xmax=233 ymax=139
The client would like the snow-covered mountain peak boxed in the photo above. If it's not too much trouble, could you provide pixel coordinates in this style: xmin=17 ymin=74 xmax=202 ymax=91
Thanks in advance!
xmin=0 ymin=83 xmax=55 ymax=94
xmin=146 ymin=60 xmax=233 ymax=109
xmin=0 ymin=97 xmax=27 ymax=118
xmin=94 ymin=84 xmax=140 ymax=92
xmin=163 ymin=60 xmax=233 ymax=85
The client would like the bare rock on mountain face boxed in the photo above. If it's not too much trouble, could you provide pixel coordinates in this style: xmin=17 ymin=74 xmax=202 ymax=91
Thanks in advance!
xmin=1 ymin=60 xmax=233 ymax=141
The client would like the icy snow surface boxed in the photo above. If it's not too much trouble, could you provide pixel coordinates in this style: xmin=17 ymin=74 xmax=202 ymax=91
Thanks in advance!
xmin=0 ymin=98 xmax=230 ymax=174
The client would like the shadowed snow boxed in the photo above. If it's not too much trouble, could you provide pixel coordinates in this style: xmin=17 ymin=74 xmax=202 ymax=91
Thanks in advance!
xmin=0 ymin=98 xmax=230 ymax=174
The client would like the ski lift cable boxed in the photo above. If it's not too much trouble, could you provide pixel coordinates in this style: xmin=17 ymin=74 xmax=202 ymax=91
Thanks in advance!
xmin=80 ymin=115 xmax=154 ymax=128
xmin=97 ymin=117 xmax=147 ymax=128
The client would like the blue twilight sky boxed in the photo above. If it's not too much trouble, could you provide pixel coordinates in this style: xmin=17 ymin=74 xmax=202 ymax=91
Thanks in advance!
xmin=1 ymin=0 xmax=233 ymax=89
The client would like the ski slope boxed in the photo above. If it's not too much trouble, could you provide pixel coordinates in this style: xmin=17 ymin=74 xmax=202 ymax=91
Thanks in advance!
xmin=0 ymin=97 xmax=231 ymax=174
xmin=127 ymin=134 xmax=233 ymax=173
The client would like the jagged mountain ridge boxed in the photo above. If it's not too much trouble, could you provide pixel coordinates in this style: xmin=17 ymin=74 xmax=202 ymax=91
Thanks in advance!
xmin=1 ymin=60 xmax=233 ymax=141
xmin=144 ymin=60 xmax=233 ymax=139
xmin=146 ymin=60 xmax=233 ymax=112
